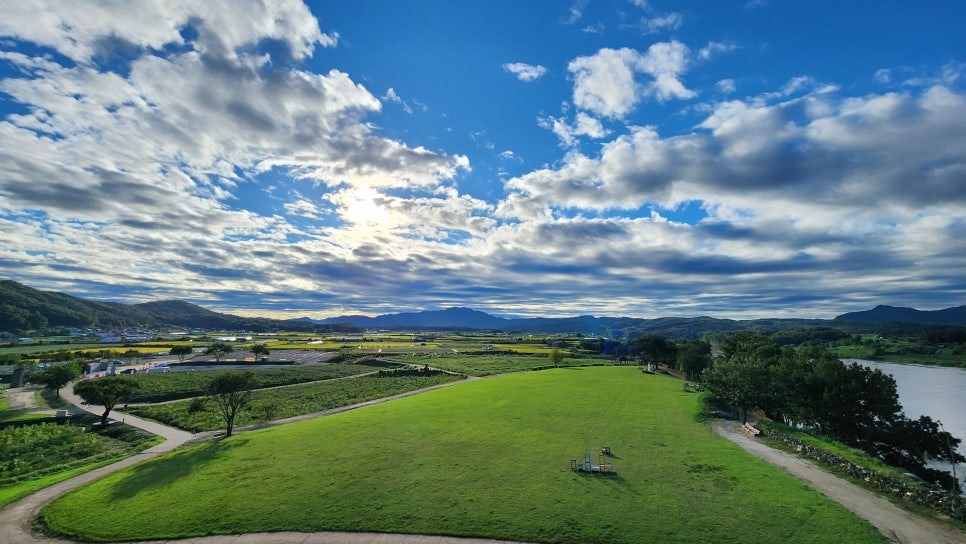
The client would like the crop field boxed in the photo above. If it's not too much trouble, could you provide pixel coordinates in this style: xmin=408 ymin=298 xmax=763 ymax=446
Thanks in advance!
xmin=120 ymin=362 xmax=383 ymax=403
xmin=127 ymin=372 xmax=464 ymax=432
xmin=42 ymin=367 xmax=882 ymax=543
xmin=0 ymin=416 xmax=160 ymax=508
xmin=384 ymin=353 xmax=603 ymax=376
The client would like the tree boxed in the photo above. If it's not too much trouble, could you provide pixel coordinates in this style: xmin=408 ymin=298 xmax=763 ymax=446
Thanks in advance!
xmin=251 ymin=343 xmax=269 ymax=361
xmin=205 ymin=342 xmax=233 ymax=362
xmin=73 ymin=377 xmax=140 ymax=425
xmin=676 ymin=340 xmax=711 ymax=380
xmin=701 ymin=356 xmax=767 ymax=423
xmin=206 ymin=371 xmax=258 ymax=437
xmin=122 ymin=348 xmax=141 ymax=365
xmin=549 ymin=349 xmax=563 ymax=367
xmin=633 ymin=334 xmax=678 ymax=367
xmin=170 ymin=345 xmax=194 ymax=364
xmin=31 ymin=362 xmax=81 ymax=395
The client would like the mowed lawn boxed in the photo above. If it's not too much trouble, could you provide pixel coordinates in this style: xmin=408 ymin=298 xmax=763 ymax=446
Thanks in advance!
xmin=41 ymin=367 xmax=884 ymax=543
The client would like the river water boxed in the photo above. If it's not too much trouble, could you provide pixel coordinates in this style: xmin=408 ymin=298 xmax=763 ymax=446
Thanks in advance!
xmin=846 ymin=359 xmax=966 ymax=492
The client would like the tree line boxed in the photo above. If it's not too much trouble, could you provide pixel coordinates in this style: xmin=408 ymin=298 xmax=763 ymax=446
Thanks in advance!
xmin=699 ymin=333 xmax=964 ymax=490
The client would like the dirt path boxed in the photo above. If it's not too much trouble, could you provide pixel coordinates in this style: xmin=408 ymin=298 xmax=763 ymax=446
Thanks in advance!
xmin=4 ymin=386 xmax=54 ymax=414
xmin=711 ymin=421 xmax=966 ymax=544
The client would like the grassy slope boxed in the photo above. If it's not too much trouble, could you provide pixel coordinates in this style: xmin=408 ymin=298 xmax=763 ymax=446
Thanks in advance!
xmin=41 ymin=367 xmax=883 ymax=543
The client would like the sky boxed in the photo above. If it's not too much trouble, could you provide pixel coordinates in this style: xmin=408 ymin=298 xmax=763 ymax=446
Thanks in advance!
xmin=0 ymin=1 xmax=964 ymax=320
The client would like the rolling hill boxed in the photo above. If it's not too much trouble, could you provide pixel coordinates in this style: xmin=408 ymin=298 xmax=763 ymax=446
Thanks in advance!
xmin=0 ymin=280 xmax=358 ymax=333
xmin=834 ymin=304 xmax=966 ymax=325
xmin=3 ymin=279 xmax=964 ymax=336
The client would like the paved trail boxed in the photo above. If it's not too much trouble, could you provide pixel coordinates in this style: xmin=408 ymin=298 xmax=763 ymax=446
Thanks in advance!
xmin=712 ymin=421 xmax=966 ymax=544
xmin=2 ymin=377 xmax=526 ymax=544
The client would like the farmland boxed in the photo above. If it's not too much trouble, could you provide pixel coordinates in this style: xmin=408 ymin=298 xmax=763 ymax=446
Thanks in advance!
xmin=0 ymin=415 xmax=160 ymax=508
xmin=41 ymin=367 xmax=883 ymax=543
xmin=127 ymin=371 xmax=464 ymax=432
xmin=120 ymin=362 xmax=384 ymax=403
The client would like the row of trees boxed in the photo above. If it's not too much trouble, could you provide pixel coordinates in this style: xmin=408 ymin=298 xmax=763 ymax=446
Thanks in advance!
xmin=72 ymin=372 xmax=258 ymax=436
xmin=701 ymin=333 xmax=964 ymax=490
xmin=631 ymin=334 xmax=712 ymax=380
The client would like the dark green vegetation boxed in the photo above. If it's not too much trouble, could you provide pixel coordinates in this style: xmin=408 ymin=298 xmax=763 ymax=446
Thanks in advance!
xmin=128 ymin=372 xmax=463 ymax=432
xmin=121 ymin=363 xmax=380 ymax=403
xmin=835 ymin=304 xmax=966 ymax=325
xmin=0 ymin=415 xmax=159 ymax=508
xmin=29 ymin=362 xmax=81 ymax=394
xmin=73 ymin=377 xmax=140 ymax=425
xmin=200 ymin=371 xmax=259 ymax=437
xmin=41 ymin=368 xmax=883 ymax=543
xmin=0 ymin=280 xmax=361 ymax=333
xmin=827 ymin=329 xmax=966 ymax=368
xmin=702 ymin=334 xmax=965 ymax=491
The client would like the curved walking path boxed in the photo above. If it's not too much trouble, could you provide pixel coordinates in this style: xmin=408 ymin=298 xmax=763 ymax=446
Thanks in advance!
xmin=711 ymin=421 xmax=966 ymax=544
xmin=2 ymin=377 xmax=527 ymax=544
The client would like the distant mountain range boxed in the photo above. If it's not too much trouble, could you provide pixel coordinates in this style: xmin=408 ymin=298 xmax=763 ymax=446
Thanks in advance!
xmin=1 ymin=280 xmax=963 ymax=338
xmin=833 ymin=304 xmax=966 ymax=325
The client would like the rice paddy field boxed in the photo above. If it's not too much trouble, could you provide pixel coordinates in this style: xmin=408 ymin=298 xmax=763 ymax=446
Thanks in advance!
xmin=40 ymin=367 xmax=883 ymax=543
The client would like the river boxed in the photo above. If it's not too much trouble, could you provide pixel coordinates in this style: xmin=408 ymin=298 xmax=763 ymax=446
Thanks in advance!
xmin=847 ymin=360 xmax=966 ymax=492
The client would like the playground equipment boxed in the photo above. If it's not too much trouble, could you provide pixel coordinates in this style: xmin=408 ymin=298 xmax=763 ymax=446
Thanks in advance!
xmin=571 ymin=451 xmax=614 ymax=474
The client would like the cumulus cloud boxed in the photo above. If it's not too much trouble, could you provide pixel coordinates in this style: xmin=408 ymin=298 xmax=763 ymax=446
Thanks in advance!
xmin=509 ymin=85 xmax=966 ymax=215
xmin=538 ymin=112 xmax=609 ymax=147
xmin=568 ymin=41 xmax=694 ymax=118
xmin=0 ymin=0 xmax=472 ymax=303
xmin=0 ymin=0 xmax=336 ymax=63
xmin=503 ymin=62 xmax=548 ymax=82
xmin=493 ymin=83 xmax=966 ymax=315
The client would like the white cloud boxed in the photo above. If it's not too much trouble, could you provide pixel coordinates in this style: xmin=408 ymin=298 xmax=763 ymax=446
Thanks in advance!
xmin=568 ymin=42 xmax=694 ymax=118
xmin=698 ymin=41 xmax=739 ymax=60
xmin=0 ymin=0 xmax=474 ymax=302
xmin=875 ymin=68 xmax=892 ymax=84
xmin=569 ymin=48 xmax=645 ymax=118
xmin=539 ymin=112 xmax=609 ymax=147
xmin=643 ymin=13 xmax=684 ymax=34
xmin=716 ymin=79 xmax=737 ymax=94
xmin=503 ymin=62 xmax=548 ymax=82
xmin=383 ymin=87 xmax=413 ymax=113
xmin=561 ymin=0 xmax=588 ymax=24
xmin=0 ymin=0 xmax=335 ymax=64
xmin=284 ymin=197 xmax=323 ymax=219
xmin=505 ymin=84 xmax=966 ymax=223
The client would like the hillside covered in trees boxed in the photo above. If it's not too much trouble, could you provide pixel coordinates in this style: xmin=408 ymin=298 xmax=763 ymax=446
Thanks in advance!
xmin=0 ymin=281 xmax=359 ymax=333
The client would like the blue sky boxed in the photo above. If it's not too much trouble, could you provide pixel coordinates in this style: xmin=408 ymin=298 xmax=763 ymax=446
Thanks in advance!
xmin=0 ymin=1 xmax=964 ymax=320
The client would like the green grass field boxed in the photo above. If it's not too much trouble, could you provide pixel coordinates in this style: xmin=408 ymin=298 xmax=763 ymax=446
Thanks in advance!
xmin=41 ymin=367 xmax=883 ymax=543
